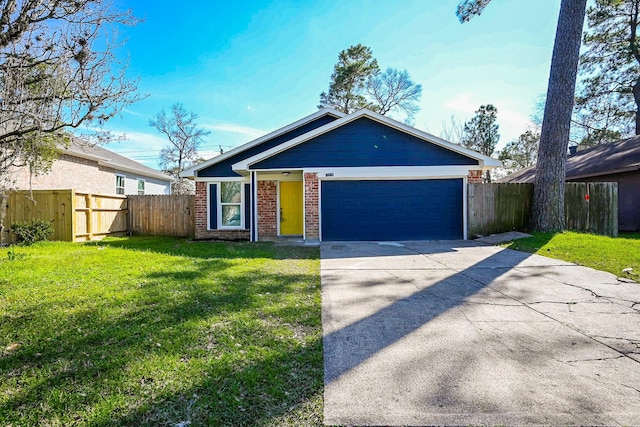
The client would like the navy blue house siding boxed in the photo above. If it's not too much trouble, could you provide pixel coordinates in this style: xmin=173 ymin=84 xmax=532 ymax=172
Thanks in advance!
xmin=251 ymin=118 xmax=478 ymax=169
xmin=198 ymin=114 xmax=338 ymax=177
xmin=321 ymin=179 xmax=464 ymax=241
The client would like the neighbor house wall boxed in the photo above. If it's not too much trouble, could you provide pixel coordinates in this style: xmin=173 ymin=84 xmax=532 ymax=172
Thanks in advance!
xmin=11 ymin=154 xmax=115 ymax=194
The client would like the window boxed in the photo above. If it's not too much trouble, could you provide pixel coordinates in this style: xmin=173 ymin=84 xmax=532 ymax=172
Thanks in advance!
xmin=137 ymin=179 xmax=145 ymax=195
xmin=220 ymin=182 xmax=242 ymax=227
xmin=115 ymin=175 xmax=125 ymax=195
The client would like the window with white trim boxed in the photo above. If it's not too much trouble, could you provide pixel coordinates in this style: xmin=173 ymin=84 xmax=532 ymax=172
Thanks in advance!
xmin=116 ymin=175 xmax=125 ymax=195
xmin=219 ymin=181 xmax=242 ymax=227
xmin=137 ymin=179 xmax=145 ymax=195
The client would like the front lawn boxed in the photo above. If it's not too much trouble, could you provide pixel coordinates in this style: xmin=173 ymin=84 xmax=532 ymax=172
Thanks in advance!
xmin=0 ymin=236 xmax=322 ymax=426
xmin=505 ymin=231 xmax=640 ymax=278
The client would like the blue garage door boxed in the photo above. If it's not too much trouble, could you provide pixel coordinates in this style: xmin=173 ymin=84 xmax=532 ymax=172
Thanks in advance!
xmin=321 ymin=179 xmax=463 ymax=241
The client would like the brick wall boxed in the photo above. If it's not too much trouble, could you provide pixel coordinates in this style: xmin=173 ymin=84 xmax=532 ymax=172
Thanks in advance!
xmin=193 ymin=181 xmax=251 ymax=240
xmin=468 ymin=170 xmax=483 ymax=184
xmin=304 ymin=172 xmax=319 ymax=240
xmin=257 ymin=180 xmax=277 ymax=239
xmin=11 ymin=154 xmax=115 ymax=193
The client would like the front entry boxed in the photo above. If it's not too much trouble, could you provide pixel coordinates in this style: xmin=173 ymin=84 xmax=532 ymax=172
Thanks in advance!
xmin=280 ymin=181 xmax=303 ymax=235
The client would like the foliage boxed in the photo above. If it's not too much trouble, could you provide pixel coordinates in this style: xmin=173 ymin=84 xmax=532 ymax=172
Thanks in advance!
xmin=498 ymin=129 xmax=539 ymax=174
xmin=10 ymin=219 xmax=53 ymax=244
xmin=456 ymin=0 xmax=492 ymax=21
xmin=0 ymin=236 xmax=323 ymax=426
xmin=149 ymin=103 xmax=210 ymax=195
xmin=461 ymin=104 xmax=499 ymax=181
xmin=318 ymin=44 xmax=422 ymax=123
xmin=505 ymin=231 xmax=640 ymax=277
xmin=319 ymin=44 xmax=379 ymax=114
xmin=575 ymin=0 xmax=640 ymax=143
xmin=0 ymin=0 xmax=141 ymax=242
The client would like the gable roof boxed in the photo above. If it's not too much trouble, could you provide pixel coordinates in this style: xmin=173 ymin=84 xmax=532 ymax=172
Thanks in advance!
xmin=500 ymin=135 xmax=640 ymax=183
xmin=232 ymin=109 xmax=501 ymax=172
xmin=180 ymin=108 xmax=345 ymax=178
xmin=64 ymin=137 xmax=172 ymax=182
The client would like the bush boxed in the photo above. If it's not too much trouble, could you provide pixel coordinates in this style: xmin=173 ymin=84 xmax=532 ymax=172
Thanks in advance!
xmin=10 ymin=219 xmax=54 ymax=245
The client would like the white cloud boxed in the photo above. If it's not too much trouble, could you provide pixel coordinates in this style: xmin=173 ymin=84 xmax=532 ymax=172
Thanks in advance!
xmin=246 ymin=105 xmax=256 ymax=111
xmin=444 ymin=92 xmax=479 ymax=114
xmin=203 ymin=123 xmax=266 ymax=140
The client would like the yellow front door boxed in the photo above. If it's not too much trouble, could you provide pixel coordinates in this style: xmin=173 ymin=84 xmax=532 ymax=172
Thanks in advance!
xmin=280 ymin=181 xmax=303 ymax=235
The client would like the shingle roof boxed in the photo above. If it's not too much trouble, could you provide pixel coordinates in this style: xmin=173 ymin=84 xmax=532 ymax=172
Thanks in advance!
xmin=64 ymin=137 xmax=172 ymax=182
xmin=499 ymin=135 xmax=640 ymax=183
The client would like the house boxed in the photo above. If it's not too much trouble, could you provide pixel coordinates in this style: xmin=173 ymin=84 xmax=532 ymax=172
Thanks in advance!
xmin=181 ymin=108 xmax=501 ymax=242
xmin=11 ymin=137 xmax=172 ymax=196
xmin=499 ymin=136 xmax=640 ymax=231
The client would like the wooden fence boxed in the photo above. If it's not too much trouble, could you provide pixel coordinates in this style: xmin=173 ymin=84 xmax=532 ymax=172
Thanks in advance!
xmin=468 ymin=182 xmax=618 ymax=237
xmin=128 ymin=195 xmax=194 ymax=237
xmin=3 ymin=190 xmax=128 ymax=244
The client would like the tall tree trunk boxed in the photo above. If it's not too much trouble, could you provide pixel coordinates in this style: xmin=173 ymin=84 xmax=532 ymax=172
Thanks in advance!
xmin=634 ymin=76 xmax=640 ymax=135
xmin=531 ymin=0 xmax=587 ymax=231
xmin=0 ymin=189 xmax=7 ymax=246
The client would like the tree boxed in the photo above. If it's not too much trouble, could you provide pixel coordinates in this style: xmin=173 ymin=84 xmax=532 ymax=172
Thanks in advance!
xmin=574 ymin=0 xmax=640 ymax=143
xmin=440 ymin=115 xmax=466 ymax=144
xmin=367 ymin=68 xmax=422 ymax=124
xmin=318 ymin=44 xmax=379 ymax=114
xmin=498 ymin=129 xmax=540 ymax=173
xmin=461 ymin=104 xmax=500 ymax=182
xmin=458 ymin=0 xmax=587 ymax=231
xmin=0 ymin=0 xmax=141 ymax=244
xmin=149 ymin=103 xmax=210 ymax=195
xmin=319 ymin=44 xmax=422 ymax=122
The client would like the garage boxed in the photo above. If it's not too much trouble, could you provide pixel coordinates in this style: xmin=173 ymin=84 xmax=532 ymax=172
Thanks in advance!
xmin=321 ymin=179 xmax=464 ymax=241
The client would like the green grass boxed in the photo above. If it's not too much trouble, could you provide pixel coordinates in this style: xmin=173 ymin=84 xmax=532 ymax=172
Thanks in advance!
xmin=505 ymin=231 xmax=640 ymax=278
xmin=0 ymin=236 xmax=323 ymax=426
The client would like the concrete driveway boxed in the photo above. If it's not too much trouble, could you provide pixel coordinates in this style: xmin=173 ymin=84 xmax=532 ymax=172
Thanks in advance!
xmin=321 ymin=240 xmax=640 ymax=426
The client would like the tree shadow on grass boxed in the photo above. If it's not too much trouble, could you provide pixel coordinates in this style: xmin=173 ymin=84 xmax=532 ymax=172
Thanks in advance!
xmin=1 ymin=248 xmax=322 ymax=426
xmin=89 ymin=235 xmax=319 ymax=261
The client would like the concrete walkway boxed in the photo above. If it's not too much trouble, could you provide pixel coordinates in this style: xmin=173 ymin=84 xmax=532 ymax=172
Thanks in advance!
xmin=321 ymin=240 xmax=640 ymax=426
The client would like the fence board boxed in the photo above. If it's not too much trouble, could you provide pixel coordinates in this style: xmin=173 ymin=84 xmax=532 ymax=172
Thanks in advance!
xmin=128 ymin=195 xmax=194 ymax=237
xmin=468 ymin=182 xmax=618 ymax=237
xmin=2 ymin=190 xmax=127 ymax=243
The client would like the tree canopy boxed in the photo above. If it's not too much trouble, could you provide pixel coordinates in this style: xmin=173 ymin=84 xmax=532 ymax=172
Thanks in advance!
xmin=575 ymin=0 xmax=640 ymax=145
xmin=461 ymin=104 xmax=500 ymax=182
xmin=0 ymin=0 xmax=141 ymax=243
xmin=318 ymin=44 xmax=422 ymax=123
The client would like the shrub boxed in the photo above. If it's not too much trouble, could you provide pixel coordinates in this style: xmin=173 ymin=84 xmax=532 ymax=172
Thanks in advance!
xmin=10 ymin=219 xmax=54 ymax=245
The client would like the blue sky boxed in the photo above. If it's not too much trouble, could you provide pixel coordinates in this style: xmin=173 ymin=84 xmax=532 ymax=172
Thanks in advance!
xmin=105 ymin=0 xmax=561 ymax=168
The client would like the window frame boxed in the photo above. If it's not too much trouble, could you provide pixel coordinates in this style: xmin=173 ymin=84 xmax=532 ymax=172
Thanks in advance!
xmin=137 ymin=179 xmax=145 ymax=196
xmin=115 ymin=174 xmax=126 ymax=195
xmin=217 ymin=181 xmax=244 ymax=229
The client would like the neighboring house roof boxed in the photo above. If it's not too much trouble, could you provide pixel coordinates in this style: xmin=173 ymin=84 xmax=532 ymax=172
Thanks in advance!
xmin=499 ymin=135 xmax=640 ymax=183
xmin=180 ymin=108 xmax=345 ymax=178
xmin=232 ymin=109 xmax=501 ymax=173
xmin=64 ymin=137 xmax=173 ymax=182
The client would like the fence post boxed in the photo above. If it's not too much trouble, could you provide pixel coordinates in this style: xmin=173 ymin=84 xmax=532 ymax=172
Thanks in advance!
xmin=85 ymin=194 xmax=93 ymax=241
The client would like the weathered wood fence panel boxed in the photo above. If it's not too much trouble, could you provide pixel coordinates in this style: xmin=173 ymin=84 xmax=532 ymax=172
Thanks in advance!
xmin=468 ymin=182 xmax=618 ymax=237
xmin=468 ymin=183 xmax=534 ymax=237
xmin=128 ymin=195 xmax=194 ymax=237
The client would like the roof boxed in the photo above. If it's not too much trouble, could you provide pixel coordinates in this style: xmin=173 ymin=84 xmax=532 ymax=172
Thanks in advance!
xmin=499 ymin=135 xmax=640 ymax=183
xmin=180 ymin=108 xmax=345 ymax=178
xmin=232 ymin=109 xmax=501 ymax=172
xmin=64 ymin=137 xmax=172 ymax=182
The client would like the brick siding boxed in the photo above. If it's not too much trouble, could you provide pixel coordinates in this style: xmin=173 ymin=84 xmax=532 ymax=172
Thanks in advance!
xmin=468 ymin=170 xmax=483 ymax=184
xmin=193 ymin=181 xmax=250 ymax=240
xmin=11 ymin=154 xmax=115 ymax=193
xmin=257 ymin=180 xmax=277 ymax=239
xmin=304 ymin=172 xmax=319 ymax=240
